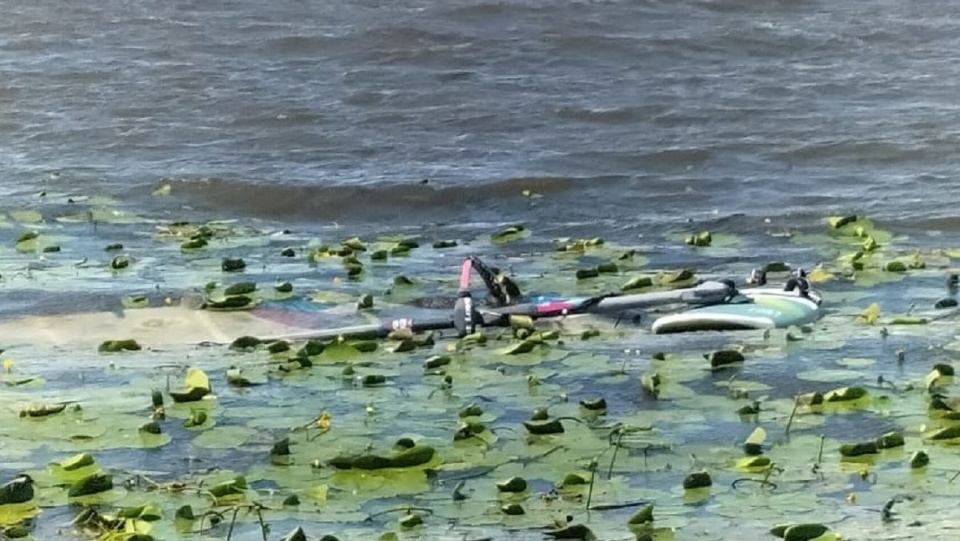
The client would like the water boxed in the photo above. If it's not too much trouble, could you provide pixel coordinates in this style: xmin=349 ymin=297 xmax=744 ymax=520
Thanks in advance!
xmin=2 ymin=2 xmax=960 ymax=540
xmin=2 ymin=0 xmax=959 ymax=234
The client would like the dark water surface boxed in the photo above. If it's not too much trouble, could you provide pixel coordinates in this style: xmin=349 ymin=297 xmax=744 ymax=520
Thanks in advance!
xmin=2 ymin=0 xmax=959 ymax=232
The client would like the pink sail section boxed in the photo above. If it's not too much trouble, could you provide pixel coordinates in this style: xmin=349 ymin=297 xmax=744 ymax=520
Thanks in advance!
xmin=535 ymin=301 xmax=575 ymax=316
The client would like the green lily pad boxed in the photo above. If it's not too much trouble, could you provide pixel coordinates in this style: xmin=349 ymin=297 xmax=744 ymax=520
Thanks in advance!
xmin=190 ymin=426 xmax=256 ymax=449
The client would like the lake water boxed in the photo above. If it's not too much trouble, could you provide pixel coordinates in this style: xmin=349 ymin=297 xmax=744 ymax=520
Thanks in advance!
xmin=1 ymin=2 xmax=959 ymax=541
xmin=2 ymin=0 xmax=958 ymax=236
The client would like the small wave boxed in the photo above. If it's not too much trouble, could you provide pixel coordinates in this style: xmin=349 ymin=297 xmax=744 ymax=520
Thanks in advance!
xmin=341 ymin=90 xmax=389 ymax=107
xmin=443 ymin=2 xmax=509 ymax=18
xmin=564 ymin=149 xmax=710 ymax=170
xmin=226 ymin=109 xmax=326 ymax=129
xmin=541 ymin=33 xmax=642 ymax=59
xmin=0 ymin=84 xmax=19 ymax=99
xmin=435 ymin=70 xmax=476 ymax=82
xmin=0 ymin=121 xmax=24 ymax=133
xmin=262 ymin=35 xmax=343 ymax=56
xmin=441 ymin=1 xmax=546 ymax=19
xmin=159 ymin=176 xmax=604 ymax=223
xmin=367 ymin=26 xmax=471 ymax=48
xmin=554 ymin=105 xmax=663 ymax=124
xmin=695 ymin=0 xmax=812 ymax=14
xmin=773 ymin=140 xmax=927 ymax=165
xmin=48 ymin=69 xmax=113 ymax=84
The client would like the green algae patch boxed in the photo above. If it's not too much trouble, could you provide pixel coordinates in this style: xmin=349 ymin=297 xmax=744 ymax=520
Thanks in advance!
xmin=327 ymin=445 xmax=437 ymax=471
xmin=98 ymin=339 xmax=142 ymax=353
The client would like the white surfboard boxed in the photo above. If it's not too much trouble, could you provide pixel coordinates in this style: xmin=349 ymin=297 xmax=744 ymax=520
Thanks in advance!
xmin=651 ymin=287 xmax=823 ymax=334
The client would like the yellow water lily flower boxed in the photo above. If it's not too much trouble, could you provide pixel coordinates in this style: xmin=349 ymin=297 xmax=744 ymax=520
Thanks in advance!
xmin=317 ymin=411 xmax=331 ymax=431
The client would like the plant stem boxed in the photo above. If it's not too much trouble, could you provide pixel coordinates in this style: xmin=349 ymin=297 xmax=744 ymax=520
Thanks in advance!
xmin=785 ymin=395 xmax=800 ymax=436
xmin=256 ymin=506 xmax=268 ymax=541
xmin=225 ymin=507 xmax=240 ymax=541
xmin=585 ymin=459 xmax=598 ymax=510
xmin=589 ymin=499 xmax=650 ymax=511
xmin=607 ymin=430 xmax=624 ymax=479
xmin=366 ymin=506 xmax=435 ymax=521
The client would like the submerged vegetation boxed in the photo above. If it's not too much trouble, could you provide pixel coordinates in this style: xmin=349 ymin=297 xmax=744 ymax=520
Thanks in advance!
xmin=2 ymin=195 xmax=960 ymax=540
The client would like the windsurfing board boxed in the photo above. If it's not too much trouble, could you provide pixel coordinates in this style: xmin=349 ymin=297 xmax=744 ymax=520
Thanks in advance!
xmin=0 ymin=287 xmax=824 ymax=349
xmin=0 ymin=298 xmax=374 ymax=348
xmin=650 ymin=287 xmax=823 ymax=334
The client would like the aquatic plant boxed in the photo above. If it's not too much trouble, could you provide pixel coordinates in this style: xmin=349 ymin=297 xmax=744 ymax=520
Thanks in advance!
xmin=0 ymin=206 xmax=955 ymax=541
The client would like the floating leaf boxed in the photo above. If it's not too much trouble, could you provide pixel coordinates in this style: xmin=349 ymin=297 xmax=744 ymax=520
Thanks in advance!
xmin=828 ymin=215 xmax=858 ymax=229
xmin=491 ymin=225 xmax=527 ymax=244
xmin=735 ymin=456 xmax=772 ymax=472
xmin=68 ymin=473 xmax=113 ymax=498
xmin=117 ymin=503 xmax=162 ymax=521
xmin=58 ymin=453 xmax=95 ymax=472
xmin=855 ymin=303 xmax=880 ymax=325
xmin=20 ymin=403 xmax=67 ymax=418
xmin=926 ymin=425 xmax=960 ymax=441
xmin=621 ymin=276 xmax=654 ymax=291
xmin=682 ymin=470 xmax=712 ymax=489
xmin=839 ymin=442 xmax=877 ymax=457
xmin=823 ymin=386 xmax=868 ymax=403
xmin=208 ymin=476 xmax=247 ymax=501
xmin=628 ymin=503 xmax=654 ymax=525
xmin=327 ymin=446 xmax=437 ymax=470
xmin=889 ymin=316 xmax=927 ymax=325
xmin=184 ymin=368 xmax=210 ymax=392
xmin=806 ymin=266 xmax=835 ymax=283
xmin=685 ymin=231 xmax=712 ymax=247
xmin=98 ymin=339 xmax=141 ymax=353
xmin=782 ymin=523 xmax=830 ymax=541
xmin=120 ymin=296 xmax=149 ymax=309
xmin=708 ymin=349 xmax=744 ymax=368
xmin=10 ymin=210 xmax=43 ymax=223
xmin=0 ymin=475 xmax=34 ymax=505
xmin=496 ymin=477 xmax=528 ymax=493
xmin=910 ymin=450 xmax=930 ymax=468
